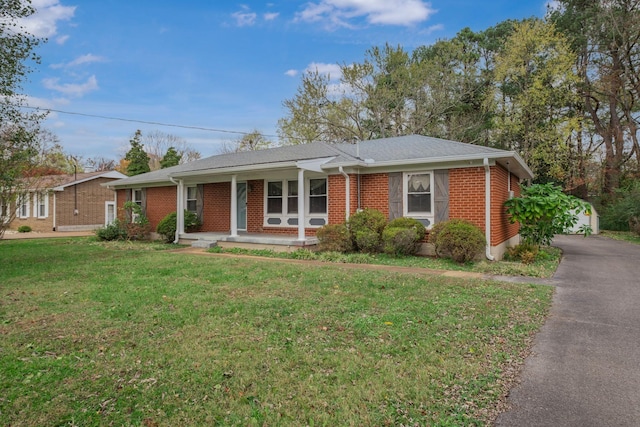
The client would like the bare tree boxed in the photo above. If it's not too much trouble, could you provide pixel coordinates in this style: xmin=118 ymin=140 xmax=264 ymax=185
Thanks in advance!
xmin=141 ymin=130 xmax=201 ymax=170
xmin=218 ymin=130 xmax=273 ymax=154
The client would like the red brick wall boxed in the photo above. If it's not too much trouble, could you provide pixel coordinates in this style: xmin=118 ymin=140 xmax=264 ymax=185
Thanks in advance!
xmin=201 ymin=182 xmax=231 ymax=232
xmin=491 ymin=166 xmax=521 ymax=245
xmin=247 ymin=180 xmax=264 ymax=233
xmin=449 ymin=167 xmax=486 ymax=231
xmin=359 ymin=173 xmax=389 ymax=218
xmin=145 ymin=186 xmax=177 ymax=229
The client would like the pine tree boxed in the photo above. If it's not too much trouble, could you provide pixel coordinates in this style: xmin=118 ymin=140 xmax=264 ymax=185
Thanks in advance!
xmin=160 ymin=146 xmax=181 ymax=168
xmin=124 ymin=130 xmax=150 ymax=176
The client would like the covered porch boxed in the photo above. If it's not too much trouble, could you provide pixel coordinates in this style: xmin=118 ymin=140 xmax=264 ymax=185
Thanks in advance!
xmin=178 ymin=231 xmax=319 ymax=251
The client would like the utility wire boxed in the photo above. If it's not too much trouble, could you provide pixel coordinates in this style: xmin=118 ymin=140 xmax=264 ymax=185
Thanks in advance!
xmin=10 ymin=103 xmax=280 ymax=139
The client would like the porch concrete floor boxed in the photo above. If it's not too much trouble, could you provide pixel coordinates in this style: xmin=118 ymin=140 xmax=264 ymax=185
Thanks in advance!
xmin=179 ymin=231 xmax=319 ymax=248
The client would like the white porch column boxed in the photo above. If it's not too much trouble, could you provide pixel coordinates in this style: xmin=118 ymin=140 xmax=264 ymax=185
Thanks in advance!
xmin=230 ymin=175 xmax=238 ymax=237
xmin=297 ymin=168 xmax=306 ymax=241
xmin=176 ymin=179 xmax=185 ymax=237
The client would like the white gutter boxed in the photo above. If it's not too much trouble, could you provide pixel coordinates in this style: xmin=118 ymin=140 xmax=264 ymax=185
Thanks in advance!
xmin=483 ymin=158 xmax=495 ymax=261
xmin=52 ymin=193 xmax=56 ymax=231
xmin=338 ymin=166 xmax=350 ymax=220
xmin=169 ymin=177 xmax=183 ymax=244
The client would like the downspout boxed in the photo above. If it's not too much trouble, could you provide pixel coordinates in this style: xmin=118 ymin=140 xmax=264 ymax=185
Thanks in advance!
xmin=338 ymin=166 xmax=350 ymax=220
xmin=169 ymin=177 xmax=183 ymax=244
xmin=52 ymin=193 xmax=56 ymax=231
xmin=357 ymin=169 xmax=361 ymax=211
xmin=483 ymin=158 xmax=495 ymax=261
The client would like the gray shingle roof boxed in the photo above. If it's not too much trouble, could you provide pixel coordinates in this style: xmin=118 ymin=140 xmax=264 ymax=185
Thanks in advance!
xmin=109 ymin=135 xmax=530 ymax=188
xmin=330 ymin=135 xmax=506 ymax=163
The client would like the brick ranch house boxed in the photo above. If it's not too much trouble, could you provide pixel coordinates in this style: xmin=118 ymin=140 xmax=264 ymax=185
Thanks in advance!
xmin=106 ymin=135 xmax=532 ymax=260
xmin=5 ymin=171 xmax=127 ymax=232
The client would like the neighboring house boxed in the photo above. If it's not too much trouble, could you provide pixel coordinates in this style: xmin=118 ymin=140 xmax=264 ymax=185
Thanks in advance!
xmin=7 ymin=171 xmax=127 ymax=232
xmin=107 ymin=135 xmax=533 ymax=260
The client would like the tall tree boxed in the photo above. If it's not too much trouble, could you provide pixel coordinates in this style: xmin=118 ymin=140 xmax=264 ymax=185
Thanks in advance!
xmin=551 ymin=0 xmax=640 ymax=194
xmin=142 ymin=130 xmax=200 ymax=170
xmin=491 ymin=19 xmax=580 ymax=184
xmin=124 ymin=130 xmax=150 ymax=176
xmin=159 ymin=146 xmax=181 ymax=168
xmin=0 ymin=0 xmax=46 ymax=238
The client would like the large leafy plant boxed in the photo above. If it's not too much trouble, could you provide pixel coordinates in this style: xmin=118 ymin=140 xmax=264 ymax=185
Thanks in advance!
xmin=505 ymin=183 xmax=591 ymax=247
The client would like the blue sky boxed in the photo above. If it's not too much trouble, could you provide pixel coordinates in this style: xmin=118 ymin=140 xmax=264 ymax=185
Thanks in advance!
xmin=20 ymin=0 xmax=552 ymax=162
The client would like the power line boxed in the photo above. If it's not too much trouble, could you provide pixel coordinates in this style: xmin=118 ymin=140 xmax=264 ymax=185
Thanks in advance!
xmin=12 ymin=103 xmax=280 ymax=139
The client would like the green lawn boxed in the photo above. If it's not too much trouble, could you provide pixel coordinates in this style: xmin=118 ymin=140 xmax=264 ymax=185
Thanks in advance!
xmin=0 ymin=238 xmax=553 ymax=426
xmin=600 ymin=230 xmax=640 ymax=245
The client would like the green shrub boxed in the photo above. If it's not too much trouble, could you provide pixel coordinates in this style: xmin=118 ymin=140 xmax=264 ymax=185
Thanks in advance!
xmin=354 ymin=229 xmax=382 ymax=253
xmin=17 ymin=225 xmax=32 ymax=233
xmin=382 ymin=227 xmax=421 ymax=256
xmin=316 ymin=223 xmax=353 ymax=252
xmin=598 ymin=181 xmax=640 ymax=234
xmin=348 ymin=209 xmax=386 ymax=252
xmin=430 ymin=219 xmax=485 ymax=264
xmin=386 ymin=217 xmax=427 ymax=241
xmin=289 ymin=249 xmax=317 ymax=260
xmin=95 ymin=220 xmax=127 ymax=241
xmin=156 ymin=211 xmax=202 ymax=243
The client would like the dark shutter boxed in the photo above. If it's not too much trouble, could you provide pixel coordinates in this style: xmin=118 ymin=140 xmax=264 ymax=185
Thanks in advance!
xmin=434 ymin=170 xmax=449 ymax=223
xmin=388 ymin=172 xmax=402 ymax=220
xmin=141 ymin=189 xmax=147 ymax=216
xmin=196 ymin=184 xmax=204 ymax=220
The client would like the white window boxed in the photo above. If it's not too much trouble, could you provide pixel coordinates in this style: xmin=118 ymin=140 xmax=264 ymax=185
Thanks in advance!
xmin=403 ymin=172 xmax=434 ymax=219
xmin=131 ymin=189 xmax=143 ymax=222
xmin=186 ymin=186 xmax=197 ymax=213
xmin=264 ymin=178 xmax=328 ymax=227
xmin=33 ymin=192 xmax=48 ymax=218
xmin=17 ymin=194 xmax=30 ymax=218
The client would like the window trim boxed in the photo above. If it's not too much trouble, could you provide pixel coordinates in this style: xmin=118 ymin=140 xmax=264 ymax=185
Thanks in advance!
xmin=263 ymin=177 xmax=328 ymax=228
xmin=17 ymin=193 xmax=30 ymax=218
xmin=33 ymin=192 xmax=49 ymax=219
xmin=185 ymin=186 xmax=197 ymax=213
xmin=403 ymin=171 xmax=434 ymax=219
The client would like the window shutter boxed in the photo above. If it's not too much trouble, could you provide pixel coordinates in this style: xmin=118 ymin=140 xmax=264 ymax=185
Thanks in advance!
xmin=434 ymin=170 xmax=449 ymax=223
xmin=388 ymin=172 xmax=402 ymax=220
xmin=196 ymin=184 xmax=204 ymax=220
xmin=141 ymin=189 xmax=147 ymax=216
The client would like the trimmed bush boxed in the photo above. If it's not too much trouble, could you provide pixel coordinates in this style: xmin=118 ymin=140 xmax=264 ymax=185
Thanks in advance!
xmin=354 ymin=229 xmax=382 ymax=253
xmin=347 ymin=209 xmax=386 ymax=253
xmin=95 ymin=220 xmax=127 ymax=241
xmin=17 ymin=225 xmax=32 ymax=233
xmin=156 ymin=210 xmax=202 ymax=243
xmin=430 ymin=219 xmax=485 ymax=263
xmin=316 ymin=223 xmax=353 ymax=252
xmin=387 ymin=217 xmax=427 ymax=241
xmin=382 ymin=226 xmax=421 ymax=256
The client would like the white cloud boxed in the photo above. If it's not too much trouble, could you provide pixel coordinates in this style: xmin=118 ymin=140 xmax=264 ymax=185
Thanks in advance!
xmin=264 ymin=12 xmax=279 ymax=21
xmin=43 ymin=75 xmax=98 ymax=97
xmin=296 ymin=0 xmax=435 ymax=28
xmin=55 ymin=34 xmax=70 ymax=44
xmin=305 ymin=62 xmax=342 ymax=80
xmin=20 ymin=0 xmax=76 ymax=38
xmin=232 ymin=7 xmax=257 ymax=27
xmin=51 ymin=53 xmax=106 ymax=69
xmin=284 ymin=69 xmax=298 ymax=77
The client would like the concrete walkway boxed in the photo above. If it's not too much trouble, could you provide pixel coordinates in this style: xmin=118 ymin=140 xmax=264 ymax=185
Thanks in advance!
xmin=1 ymin=231 xmax=94 ymax=239
xmin=496 ymin=235 xmax=640 ymax=426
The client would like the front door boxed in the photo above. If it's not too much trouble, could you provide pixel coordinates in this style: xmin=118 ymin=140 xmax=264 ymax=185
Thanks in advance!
xmin=105 ymin=201 xmax=116 ymax=225
xmin=237 ymin=182 xmax=247 ymax=231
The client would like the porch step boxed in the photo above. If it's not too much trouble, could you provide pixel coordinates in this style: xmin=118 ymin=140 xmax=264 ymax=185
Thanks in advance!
xmin=191 ymin=239 xmax=218 ymax=249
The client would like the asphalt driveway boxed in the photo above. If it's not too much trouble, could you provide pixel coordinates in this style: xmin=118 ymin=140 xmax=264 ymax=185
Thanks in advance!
xmin=496 ymin=234 xmax=640 ymax=426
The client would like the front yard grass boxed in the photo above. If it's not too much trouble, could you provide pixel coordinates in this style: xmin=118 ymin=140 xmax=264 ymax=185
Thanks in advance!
xmin=0 ymin=237 xmax=553 ymax=426
xmin=600 ymin=230 xmax=640 ymax=245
